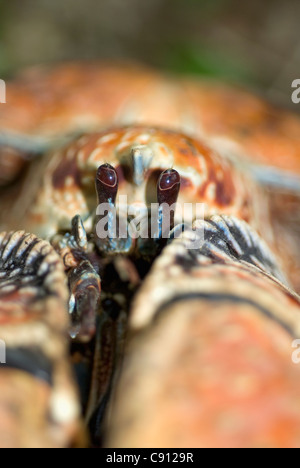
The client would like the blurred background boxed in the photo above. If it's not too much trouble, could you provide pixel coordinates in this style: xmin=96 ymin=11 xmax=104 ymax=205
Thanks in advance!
xmin=0 ymin=0 xmax=299 ymax=111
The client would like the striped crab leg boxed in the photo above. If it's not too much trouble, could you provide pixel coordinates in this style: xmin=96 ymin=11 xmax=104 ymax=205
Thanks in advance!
xmin=0 ymin=231 xmax=83 ymax=448
xmin=106 ymin=216 xmax=300 ymax=448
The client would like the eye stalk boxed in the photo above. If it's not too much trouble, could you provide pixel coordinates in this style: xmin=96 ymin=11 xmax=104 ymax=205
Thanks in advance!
xmin=94 ymin=164 xmax=133 ymax=255
xmin=157 ymin=169 xmax=181 ymax=206
xmin=154 ymin=168 xmax=181 ymax=243
xmin=96 ymin=164 xmax=118 ymax=205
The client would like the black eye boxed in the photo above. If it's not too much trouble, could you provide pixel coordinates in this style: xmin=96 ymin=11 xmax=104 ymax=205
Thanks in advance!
xmin=157 ymin=169 xmax=181 ymax=206
xmin=97 ymin=164 xmax=118 ymax=188
xmin=158 ymin=169 xmax=181 ymax=191
xmin=95 ymin=164 xmax=118 ymax=204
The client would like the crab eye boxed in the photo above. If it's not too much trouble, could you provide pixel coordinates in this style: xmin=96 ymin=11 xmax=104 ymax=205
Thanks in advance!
xmin=157 ymin=169 xmax=181 ymax=206
xmin=96 ymin=164 xmax=118 ymax=204
xmin=97 ymin=164 xmax=118 ymax=188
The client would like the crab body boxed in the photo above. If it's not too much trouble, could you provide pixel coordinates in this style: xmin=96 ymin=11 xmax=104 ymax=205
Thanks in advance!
xmin=1 ymin=62 xmax=300 ymax=183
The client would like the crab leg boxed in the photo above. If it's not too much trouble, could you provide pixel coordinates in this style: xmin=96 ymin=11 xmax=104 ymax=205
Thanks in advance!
xmin=0 ymin=231 xmax=82 ymax=448
xmin=106 ymin=217 xmax=300 ymax=448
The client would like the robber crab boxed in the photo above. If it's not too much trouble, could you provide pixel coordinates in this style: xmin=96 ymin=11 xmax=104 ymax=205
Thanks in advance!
xmin=0 ymin=63 xmax=300 ymax=448
xmin=1 ymin=62 xmax=300 ymax=288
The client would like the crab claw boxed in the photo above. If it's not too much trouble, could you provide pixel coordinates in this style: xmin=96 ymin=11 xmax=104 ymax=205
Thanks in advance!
xmin=51 ymin=214 xmax=88 ymax=269
xmin=68 ymin=259 xmax=101 ymax=342
xmin=51 ymin=214 xmax=101 ymax=342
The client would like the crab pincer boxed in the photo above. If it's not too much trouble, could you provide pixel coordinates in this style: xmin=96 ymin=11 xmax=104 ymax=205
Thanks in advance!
xmin=68 ymin=259 xmax=101 ymax=342
xmin=53 ymin=214 xmax=101 ymax=343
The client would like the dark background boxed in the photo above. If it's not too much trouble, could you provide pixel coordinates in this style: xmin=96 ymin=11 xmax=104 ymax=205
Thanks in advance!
xmin=0 ymin=0 xmax=299 ymax=111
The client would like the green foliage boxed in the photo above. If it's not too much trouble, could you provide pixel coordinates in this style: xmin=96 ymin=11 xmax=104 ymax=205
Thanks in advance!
xmin=0 ymin=0 xmax=9 ymax=76
xmin=172 ymin=0 xmax=227 ymax=14
xmin=162 ymin=42 xmax=255 ymax=85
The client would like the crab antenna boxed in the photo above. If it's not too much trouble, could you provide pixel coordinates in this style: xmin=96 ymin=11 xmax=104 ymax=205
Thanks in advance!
xmin=71 ymin=215 xmax=88 ymax=251
xmin=131 ymin=146 xmax=153 ymax=186
xmin=156 ymin=169 xmax=181 ymax=239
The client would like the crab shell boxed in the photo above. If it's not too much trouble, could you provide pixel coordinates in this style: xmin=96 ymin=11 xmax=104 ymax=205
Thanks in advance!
xmin=106 ymin=220 xmax=300 ymax=449
xmin=0 ymin=62 xmax=190 ymax=186
xmin=3 ymin=126 xmax=267 ymax=242
xmin=0 ymin=231 xmax=82 ymax=448
xmin=1 ymin=62 xmax=300 ymax=188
